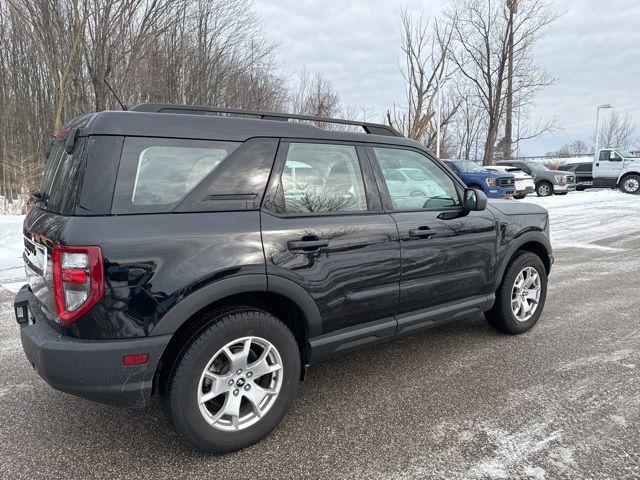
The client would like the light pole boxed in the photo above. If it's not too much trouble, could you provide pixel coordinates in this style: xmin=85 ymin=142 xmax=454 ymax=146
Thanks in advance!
xmin=595 ymin=104 xmax=613 ymax=151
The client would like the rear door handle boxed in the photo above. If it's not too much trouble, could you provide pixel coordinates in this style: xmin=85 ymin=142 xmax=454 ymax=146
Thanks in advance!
xmin=409 ymin=227 xmax=438 ymax=239
xmin=287 ymin=238 xmax=329 ymax=251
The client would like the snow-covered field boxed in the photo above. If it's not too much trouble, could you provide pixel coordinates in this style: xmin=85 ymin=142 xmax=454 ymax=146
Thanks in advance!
xmin=0 ymin=189 xmax=638 ymax=295
xmin=524 ymin=189 xmax=640 ymax=252
xmin=0 ymin=215 xmax=25 ymax=294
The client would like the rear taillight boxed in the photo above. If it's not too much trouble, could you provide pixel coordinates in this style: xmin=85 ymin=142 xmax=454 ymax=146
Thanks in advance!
xmin=53 ymin=245 xmax=104 ymax=324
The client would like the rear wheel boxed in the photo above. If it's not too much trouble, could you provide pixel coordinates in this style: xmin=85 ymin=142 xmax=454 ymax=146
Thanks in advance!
xmin=163 ymin=310 xmax=300 ymax=453
xmin=536 ymin=181 xmax=553 ymax=197
xmin=513 ymin=193 xmax=525 ymax=199
xmin=619 ymin=174 xmax=640 ymax=194
xmin=485 ymin=251 xmax=547 ymax=334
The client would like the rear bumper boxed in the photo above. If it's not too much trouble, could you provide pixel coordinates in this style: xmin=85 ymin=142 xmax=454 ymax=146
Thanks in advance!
xmin=15 ymin=285 xmax=170 ymax=408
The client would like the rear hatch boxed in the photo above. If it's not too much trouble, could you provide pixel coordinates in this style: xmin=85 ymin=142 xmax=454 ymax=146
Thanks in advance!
xmin=23 ymin=132 xmax=87 ymax=325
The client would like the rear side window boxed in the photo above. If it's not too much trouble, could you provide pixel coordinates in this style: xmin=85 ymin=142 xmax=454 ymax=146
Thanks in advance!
xmin=39 ymin=139 xmax=86 ymax=215
xmin=112 ymin=138 xmax=239 ymax=214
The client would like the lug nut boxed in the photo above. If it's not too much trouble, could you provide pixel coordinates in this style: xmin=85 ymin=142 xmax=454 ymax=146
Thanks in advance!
xmin=228 ymin=379 xmax=234 ymax=386
xmin=233 ymin=389 xmax=239 ymax=396
xmin=246 ymin=372 xmax=253 ymax=378
xmin=236 ymin=369 xmax=243 ymax=374
xmin=244 ymin=384 xmax=251 ymax=391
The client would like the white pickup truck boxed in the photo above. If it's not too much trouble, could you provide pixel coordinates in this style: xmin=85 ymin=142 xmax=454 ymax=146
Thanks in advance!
xmin=592 ymin=148 xmax=640 ymax=194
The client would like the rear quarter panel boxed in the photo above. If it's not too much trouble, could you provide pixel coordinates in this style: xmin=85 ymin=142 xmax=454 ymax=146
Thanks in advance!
xmin=24 ymin=209 xmax=264 ymax=339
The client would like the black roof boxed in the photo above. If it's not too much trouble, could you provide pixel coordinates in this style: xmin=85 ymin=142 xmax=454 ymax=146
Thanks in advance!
xmin=73 ymin=107 xmax=426 ymax=151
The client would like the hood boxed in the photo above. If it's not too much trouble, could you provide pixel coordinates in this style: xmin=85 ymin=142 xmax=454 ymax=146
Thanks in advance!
xmin=460 ymin=170 xmax=513 ymax=180
xmin=488 ymin=198 xmax=548 ymax=215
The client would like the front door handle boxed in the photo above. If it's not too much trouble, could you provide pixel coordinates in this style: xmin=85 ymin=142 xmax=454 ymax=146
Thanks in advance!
xmin=287 ymin=238 xmax=329 ymax=251
xmin=409 ymin=227 xmax=438 ymax=239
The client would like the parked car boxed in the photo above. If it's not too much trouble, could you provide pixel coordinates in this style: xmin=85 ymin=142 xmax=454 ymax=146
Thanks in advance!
xmin=496 ymin=160 xmax=576 ymax=197
xmin=16 ymin=104 xmax=553 ymax=453
xmin=591 ymin=148 xmax=640 ymax=194
xmin=443 ymin=159 xmax=516 ymax=198
xmin=558 ymin=162 xmax=593 ymax=191
xmin=380 ymin=167 xmax=445 ymax=204
xmin=485 ymin=165 xmax=535 ymax=199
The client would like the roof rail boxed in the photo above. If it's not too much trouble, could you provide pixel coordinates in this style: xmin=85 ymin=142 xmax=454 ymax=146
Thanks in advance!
xmin=129 ymin=103 xmax=403 ymax=137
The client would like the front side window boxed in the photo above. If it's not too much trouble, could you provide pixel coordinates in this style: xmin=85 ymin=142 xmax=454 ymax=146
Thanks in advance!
xmin=279 ymin=143 xmax=368 ymax=214
xmin=113 ymin=138 xmax=239 ymax=213
xmin=373 ymin=147 xmax=460 ymax=210
xmin=599 ymin=150 xmax=611 ymax=162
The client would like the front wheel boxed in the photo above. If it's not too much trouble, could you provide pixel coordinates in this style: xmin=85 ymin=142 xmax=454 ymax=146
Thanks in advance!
xmin=536 ymin=181 xmax=553 ymax=197
xmin=485 ymin=251 xmax=548 ymax=334
xmin=163 ymin=310 xmax=300 ymax=453
xmin=620 ymin=175 xmax=640 ymax=194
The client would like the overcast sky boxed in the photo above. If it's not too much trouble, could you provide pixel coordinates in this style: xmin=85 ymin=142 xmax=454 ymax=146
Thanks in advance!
xmin=254 ymin=0 xmax=640 ymax=156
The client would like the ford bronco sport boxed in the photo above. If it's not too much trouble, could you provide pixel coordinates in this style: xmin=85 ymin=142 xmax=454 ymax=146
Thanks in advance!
xmin=15 ymin=104 xmax=553 ymax=453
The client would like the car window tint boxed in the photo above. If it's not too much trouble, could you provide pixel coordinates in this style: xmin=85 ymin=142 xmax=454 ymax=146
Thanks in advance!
xmin=113 ymin=138 xmax=239 ymax=213
xmin=599 ymin=150 xmax=611 ymax=161
xmin=373 ymin=147 xmax=460 ymax=210
xmin=280 ymin=143 xmax=367 ymax=214
xmin=132 ymin=146 xmax=228 ymax=205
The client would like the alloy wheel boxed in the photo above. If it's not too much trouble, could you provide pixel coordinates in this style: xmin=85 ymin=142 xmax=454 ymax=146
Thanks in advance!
xmin=197 ymin=336 xmax=283 ymax=431
xmin=511 ymin=266 xmax=541 ymax=322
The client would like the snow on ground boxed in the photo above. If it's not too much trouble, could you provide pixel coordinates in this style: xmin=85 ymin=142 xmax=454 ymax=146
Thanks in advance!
xmin=0 ymin=215 xmax=25 ymax=294
xmin=523 ymin=189 xmax=640 ymax=252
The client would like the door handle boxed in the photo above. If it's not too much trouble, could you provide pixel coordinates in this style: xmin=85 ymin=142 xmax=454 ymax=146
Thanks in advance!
xmin=287 ymin=238 xmax=329 ymax=251
xmin=409 ymin=227 xmax=438 ymax=239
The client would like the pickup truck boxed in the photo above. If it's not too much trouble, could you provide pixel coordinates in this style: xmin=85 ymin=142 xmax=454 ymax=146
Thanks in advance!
xmin=592 ymin=148 xmax=640 ymax=194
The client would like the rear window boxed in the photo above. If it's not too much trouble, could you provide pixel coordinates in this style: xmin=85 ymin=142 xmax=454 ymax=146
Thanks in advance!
xmin=39 ymin=139 xmax=86 ymax=214
xmin=112 ymin=138 xmax=239 ymax=214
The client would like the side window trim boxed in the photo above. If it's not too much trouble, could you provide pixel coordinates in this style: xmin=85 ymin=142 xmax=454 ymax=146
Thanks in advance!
xmin=365 ymin=144 xmax=465 ymax=212
xmin=262 ymin=139 xmax=383 ymax=217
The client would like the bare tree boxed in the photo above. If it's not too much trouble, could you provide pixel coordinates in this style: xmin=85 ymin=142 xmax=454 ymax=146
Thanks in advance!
xmin=290 ymin=68 xmax=340 ymax=119
xmin=598 ymin=110 xmax=637 ymax=149
xmin=0 ymin=0 xmax=290 ymax=200
xmin=546 ymin=139 xmax=591 ymax=157
xmin=7 ymin=0 xmax=85 ymax=131
xmin=445 ymin=0 xmax=558 ymax=164
xmin=387 ymin=10 xmax=460 ymax=156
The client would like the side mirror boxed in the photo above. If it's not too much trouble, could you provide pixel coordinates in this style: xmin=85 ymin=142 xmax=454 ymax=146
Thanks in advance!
xmin=463 ymin=188 xmax=487 ymax=211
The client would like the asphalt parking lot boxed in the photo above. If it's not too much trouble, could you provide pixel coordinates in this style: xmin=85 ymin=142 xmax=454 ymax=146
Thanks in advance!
xmin=1 ymin=191 xmax=639 ymax=479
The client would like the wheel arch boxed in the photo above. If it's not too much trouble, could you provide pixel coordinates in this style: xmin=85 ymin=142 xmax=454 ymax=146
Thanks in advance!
xmin=617 ymin=171 xmax=640 ymax=185
xmin=493 ymin=233 xmax=552 ymax=291
xmin=151 ymin=275 xmax=321 ymax=395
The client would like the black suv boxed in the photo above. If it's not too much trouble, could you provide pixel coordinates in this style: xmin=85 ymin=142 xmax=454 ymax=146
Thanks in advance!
xmin=558 ymin=162 xmax=593 ymax=191
xmin=15 ymin=104 xmax=553 ymax=453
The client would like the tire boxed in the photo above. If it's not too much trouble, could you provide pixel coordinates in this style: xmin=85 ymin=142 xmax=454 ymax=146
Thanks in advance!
xmin=162 ymin=309 xmax=300 ymax=453
xmin=556 ymin=192 xmax=568 ymax=195
xmin=619 ymin=174 xmax=640 ymax=194
xmin=535 ymin=181 xmax=553 ymax=197
xmin=485 ymin=251 xmax=547 ymax=335
xmin=513 ymin=193 xmax=525 ymax=199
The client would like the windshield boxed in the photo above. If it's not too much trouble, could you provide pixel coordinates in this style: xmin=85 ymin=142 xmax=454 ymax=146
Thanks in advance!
xmin=524 ymin=162 xmax=549 ymax=172
xmin=452 ymin=160 xmax=487 ymax=173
